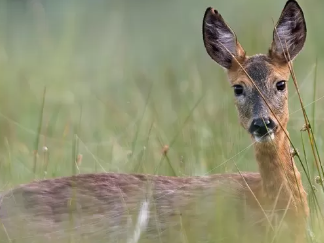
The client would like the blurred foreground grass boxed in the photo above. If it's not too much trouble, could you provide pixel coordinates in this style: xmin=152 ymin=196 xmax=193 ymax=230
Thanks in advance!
xmin=0 ymin=0 xmax=324 ymax=241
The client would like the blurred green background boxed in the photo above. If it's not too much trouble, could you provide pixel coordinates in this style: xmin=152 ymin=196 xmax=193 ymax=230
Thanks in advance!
xmin=0 ymin=0 xmax=323 ymax=218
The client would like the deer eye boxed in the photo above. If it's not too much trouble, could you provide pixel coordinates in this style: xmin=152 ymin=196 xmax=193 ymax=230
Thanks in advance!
xmin=276 ymin=81 xmax=286 ymax=91
xmin=233 ymin=85 xmax=244 ymax=96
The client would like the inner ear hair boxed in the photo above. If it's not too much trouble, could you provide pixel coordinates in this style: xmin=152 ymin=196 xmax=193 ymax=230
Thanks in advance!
xmin=269 ymin=0 xmax=306 ymax=63
xmin=202 ymin=7 xmax=246 ymax=69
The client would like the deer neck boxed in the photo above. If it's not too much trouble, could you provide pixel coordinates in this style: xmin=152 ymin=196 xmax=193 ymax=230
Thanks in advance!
xmin=253 ymin=131 xmax=308 ymax=214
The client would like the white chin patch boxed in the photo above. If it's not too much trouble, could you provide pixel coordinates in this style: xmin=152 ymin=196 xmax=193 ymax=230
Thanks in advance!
xmin=254 ymin=132 xmax=275 ymax=143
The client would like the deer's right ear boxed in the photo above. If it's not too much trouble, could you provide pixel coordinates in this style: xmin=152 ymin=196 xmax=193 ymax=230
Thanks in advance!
xmin=202 ymin=7 xmax=246 ymax=69
xmin=269 ymin=0 xmax=306 ymax=62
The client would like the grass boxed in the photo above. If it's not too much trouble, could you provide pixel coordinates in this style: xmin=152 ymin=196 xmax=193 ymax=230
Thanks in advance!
xmin=0 ymin=0 xmax=324 ymax=242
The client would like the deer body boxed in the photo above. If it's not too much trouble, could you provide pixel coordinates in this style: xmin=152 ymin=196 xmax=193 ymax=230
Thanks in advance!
xmin=0 ymin=1 xmax=309 ymax=242
xmin=0 ymin=173 xmax=264 ymax=243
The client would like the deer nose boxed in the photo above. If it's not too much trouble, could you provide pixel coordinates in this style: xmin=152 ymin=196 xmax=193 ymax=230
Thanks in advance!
xmin=249 ymin=117 xmax=277 ymax=136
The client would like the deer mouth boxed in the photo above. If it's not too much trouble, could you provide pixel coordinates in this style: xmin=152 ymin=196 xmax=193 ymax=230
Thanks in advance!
xmin=253 ymin=130 xmax=275 ymax=143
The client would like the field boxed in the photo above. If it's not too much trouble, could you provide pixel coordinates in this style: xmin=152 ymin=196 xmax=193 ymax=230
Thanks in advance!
xmin=0 ymin=0 xmax=324 ymax=242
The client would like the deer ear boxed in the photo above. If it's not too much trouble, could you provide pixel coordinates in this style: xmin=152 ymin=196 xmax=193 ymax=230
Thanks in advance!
xmin=202 ymin=7 xmax=245 ymax=69
xmin=269 ymin=0 xmax=306 ymax=62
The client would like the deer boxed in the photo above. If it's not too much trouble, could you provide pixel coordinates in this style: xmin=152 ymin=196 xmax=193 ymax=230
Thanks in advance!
xmin=0 ymin=0 xmax=309 ymax=242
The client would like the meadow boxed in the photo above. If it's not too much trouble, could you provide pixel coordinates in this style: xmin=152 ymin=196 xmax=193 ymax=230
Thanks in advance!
xmin=0 ymin=0 xmax=324 ymax=242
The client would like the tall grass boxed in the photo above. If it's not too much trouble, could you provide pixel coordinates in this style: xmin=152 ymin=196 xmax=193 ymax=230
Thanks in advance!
xmin=0 ymin=0 xmax=323 ymax=242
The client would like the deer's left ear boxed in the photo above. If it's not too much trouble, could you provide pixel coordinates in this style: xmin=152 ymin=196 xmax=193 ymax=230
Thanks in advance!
xmin=269 ymin=0 xmax=306 ymax=62
xmin=202 ymin=7 xmax=246 ymax=70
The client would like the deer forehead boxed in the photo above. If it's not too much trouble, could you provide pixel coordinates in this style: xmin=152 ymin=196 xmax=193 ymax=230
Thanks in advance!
xmin=228 ymin=55 xmax=291 ymax=87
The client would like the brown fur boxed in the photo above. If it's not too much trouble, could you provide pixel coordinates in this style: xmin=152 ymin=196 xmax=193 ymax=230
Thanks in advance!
xmin=202 ymin=0 xmax=308 ymax=242
xmin=0 ymin=1 xmax=309 ymax=243
xmin=0 ymin=172 xmax=266 ymax=242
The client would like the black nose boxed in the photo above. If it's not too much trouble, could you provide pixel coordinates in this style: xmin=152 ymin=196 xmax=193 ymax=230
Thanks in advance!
xmin=249 ymin=117 xmax=276 ymax=136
